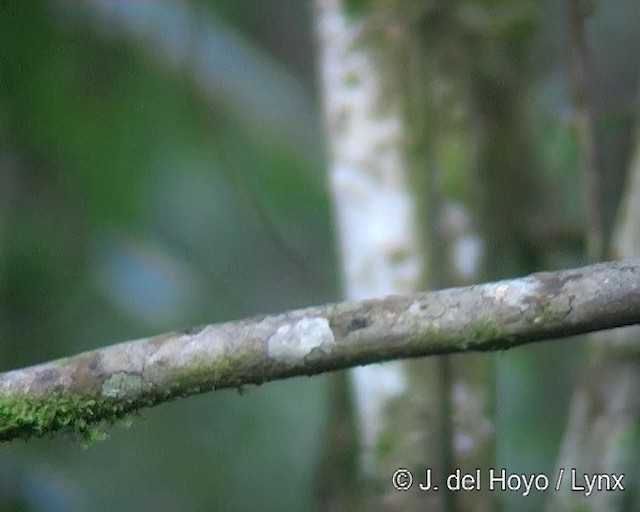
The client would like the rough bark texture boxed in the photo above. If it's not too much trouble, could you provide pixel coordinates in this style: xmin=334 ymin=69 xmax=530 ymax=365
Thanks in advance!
xmin=2 ymin=260 xmax=640 ymax=443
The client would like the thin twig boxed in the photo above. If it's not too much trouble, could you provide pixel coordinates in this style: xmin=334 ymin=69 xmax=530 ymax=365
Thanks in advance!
xmin=566 ymin=0 xmax=607 ymax=260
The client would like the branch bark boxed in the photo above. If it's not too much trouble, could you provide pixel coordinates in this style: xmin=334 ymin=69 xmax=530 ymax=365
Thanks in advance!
xmin=2 ymin=259 xmax=640 ymax=442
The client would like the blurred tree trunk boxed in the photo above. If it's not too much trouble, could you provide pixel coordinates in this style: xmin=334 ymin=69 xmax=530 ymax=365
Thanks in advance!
xmin=459 ymin=2 xmax=544 ymax=511
xmin=313 ymin=1 xmax=441 ymax=510
xmin=314 ymin=1 xmax=441 ymax=509
xmin=314 ymin=1 xmax=499 ymax=510
xmin=547 ymin=3 xmax=640 ymax=510
xmin=547 ymin=98 xmax=640 ymax=512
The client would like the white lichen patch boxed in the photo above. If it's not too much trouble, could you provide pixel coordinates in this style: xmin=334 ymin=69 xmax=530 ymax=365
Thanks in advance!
xmin=483 ymin=278 xmax=536 ymax=312
xmin=267 ymin=317 xmax=335 ymax=362
xmin=407 ymin=301 xmax=423 ymax=315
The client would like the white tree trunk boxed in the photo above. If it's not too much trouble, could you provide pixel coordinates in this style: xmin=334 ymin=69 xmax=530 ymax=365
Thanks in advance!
xmin=314 ymin=1 xmax=444 ymax=509
xmin=315 ymin=0 xmax=422 ymax=459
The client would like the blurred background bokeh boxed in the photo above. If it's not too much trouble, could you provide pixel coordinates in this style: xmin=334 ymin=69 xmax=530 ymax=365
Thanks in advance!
xmin=1 ymin=2 xmax=337 ymax=510
xmin=1 ymin=1 xmax=639 ymax=511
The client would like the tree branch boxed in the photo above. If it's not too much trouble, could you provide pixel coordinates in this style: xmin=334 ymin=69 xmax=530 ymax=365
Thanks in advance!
xmin=2 ymin=260 xmax=640 ymax=442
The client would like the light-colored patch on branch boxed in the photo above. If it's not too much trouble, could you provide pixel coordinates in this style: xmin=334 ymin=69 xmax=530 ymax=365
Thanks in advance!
xmin=268 ymin=317 xmax=335 ymax=361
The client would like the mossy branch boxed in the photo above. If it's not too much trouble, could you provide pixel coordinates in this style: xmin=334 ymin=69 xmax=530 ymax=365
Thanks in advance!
xmin=3 ymin=260 xmax=640 ymax=442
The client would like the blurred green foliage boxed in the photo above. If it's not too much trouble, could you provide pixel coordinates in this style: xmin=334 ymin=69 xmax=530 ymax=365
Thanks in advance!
xmin=1 ymin=1 xmax=336 ymax=510
xmin=1 ymin=1 xmax=639 ymax=511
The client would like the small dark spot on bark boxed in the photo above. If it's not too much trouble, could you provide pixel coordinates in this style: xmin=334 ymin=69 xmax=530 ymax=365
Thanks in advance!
xmin=534 ymin=270 xmax=582 ymax=298
xmin=348 ymin=317 xmax=368 ymax=331
xmin=181 ymin=324 xmax=206 ymax=336
xmin=36 ymin=368 xmax=60 ymax=389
